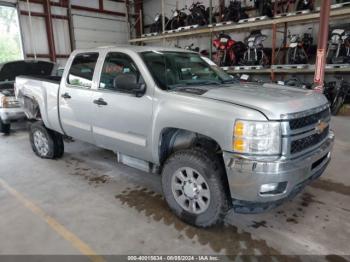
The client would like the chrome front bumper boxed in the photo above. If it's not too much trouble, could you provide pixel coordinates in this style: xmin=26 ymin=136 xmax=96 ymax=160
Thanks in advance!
xmin=0 ymin=108 xmax=26 ymax=124
xmin=223 ymin=131 xmax=334 ymax=205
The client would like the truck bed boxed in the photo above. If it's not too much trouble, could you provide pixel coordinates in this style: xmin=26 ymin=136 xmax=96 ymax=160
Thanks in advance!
xmin=17 ymin=75 xmax=62 ymax=84
xmin=15 ymin=75 xmax=63 ymax=133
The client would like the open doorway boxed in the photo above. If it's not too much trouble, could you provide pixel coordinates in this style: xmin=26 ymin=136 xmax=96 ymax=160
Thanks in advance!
xmin=0 ymin=4 xmax=23 ymax=63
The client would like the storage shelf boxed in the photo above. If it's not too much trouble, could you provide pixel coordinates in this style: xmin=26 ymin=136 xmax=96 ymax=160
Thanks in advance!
xmin=129 ymin=7 xmax=350 ymax=43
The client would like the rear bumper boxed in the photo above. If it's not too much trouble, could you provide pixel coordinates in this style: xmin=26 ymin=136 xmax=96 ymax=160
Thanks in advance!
xmin=223 ymin=131 xmax=334 ymax=208
xmin=0 ymin=108 xmax=26 ymax=123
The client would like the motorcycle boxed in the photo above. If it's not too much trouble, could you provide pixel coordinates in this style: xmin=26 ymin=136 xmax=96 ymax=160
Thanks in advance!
xmin=186 ymin=2 xmax=208 ymax=26
xmin=150 ymin=14 xmax=169 ymax=33
xmin=212 ymin=33 xmax=246 ymax=66
xmin=184 ymin=43 xmax=200 ymax=52
xmin=222 ymin=0 xmax=249 ymax=23
xmin=286 ymin=29 xmax=313 ymax=64
xmin=169 ymin=7 xmax=188 ymax=30
xmin=241 ymin=30 xmax=269 ymax=66
xmin=175 ymin=43 xmax=209 ymax=56
xmin=296 ymin=0 xmax=314 ymax=11
xmin=324 ymin=79 xmax=350 ymax=115
xmin=205 ymin=6 xmax=219 ymax=24
xmin=254 ymin=0 xmax=274 ymax=17
xmin=327 ymin=28 xmax=350 ymax=64
xmin=274 ymin=0 xmax=295 ymax=14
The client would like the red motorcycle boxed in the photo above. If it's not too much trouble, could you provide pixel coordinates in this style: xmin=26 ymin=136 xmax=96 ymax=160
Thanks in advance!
xmin=212 ymin=33 xmax=245 ymax=66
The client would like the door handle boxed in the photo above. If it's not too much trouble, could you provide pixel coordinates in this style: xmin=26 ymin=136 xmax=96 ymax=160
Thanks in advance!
xmin=61 ymin=92 xmax=71 ymax=99
xmin=93 ymin=98 xmax=108 ymax=106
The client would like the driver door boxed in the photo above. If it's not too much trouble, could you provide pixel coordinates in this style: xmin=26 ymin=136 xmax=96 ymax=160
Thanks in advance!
xmin=91 ymin=52 xmax=153 ymax=160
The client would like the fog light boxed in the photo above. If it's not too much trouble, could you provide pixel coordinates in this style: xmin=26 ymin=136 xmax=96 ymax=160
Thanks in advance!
xmin=260 ymin=182 xmax=287 ymax=195
xmin=260 ymin=183 xmax=278 ymax=193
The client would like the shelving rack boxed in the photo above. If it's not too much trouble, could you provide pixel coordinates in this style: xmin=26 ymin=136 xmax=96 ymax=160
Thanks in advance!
xmin=129 ymin=1 xmax=350 ymax=80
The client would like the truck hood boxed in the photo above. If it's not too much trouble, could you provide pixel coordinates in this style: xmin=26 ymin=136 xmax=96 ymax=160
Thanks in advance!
xmin=0 ymin=82 xmax=15 ymax=96
xmin=0 ymin=60 xmax=55 ymax=82
xmin=201 ymin=83 xmax=328 ymax=120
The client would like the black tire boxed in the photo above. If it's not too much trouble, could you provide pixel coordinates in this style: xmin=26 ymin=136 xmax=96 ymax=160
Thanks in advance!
xmin=185 ymin=15 xmax=194 ymax=26
xmin=150 ymin=23 xmax=158 ymax=33
xmin=29 ymin=121 xmax=64 ymax=159
xmin=327 ymin=49 xmax=336 ymax=64
xmin=170 ymin=19 xmax=180 ymax=30
xmin=286 ymin=48 xmax=295 ymax=64
xmin=0 ymin=118 xmax=10 ymax=134
xmin=331 ymin=95 xmax=345 ymax=115
xmin=161 ymin=148 xmax=231 ymax=228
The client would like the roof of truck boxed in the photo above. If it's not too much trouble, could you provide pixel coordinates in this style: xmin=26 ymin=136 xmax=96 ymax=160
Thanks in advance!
xmin=76 ymin=45 xmax=194 ymax=53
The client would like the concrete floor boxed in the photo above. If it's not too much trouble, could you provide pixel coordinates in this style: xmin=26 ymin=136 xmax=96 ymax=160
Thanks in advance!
xmin=0 ymin=117 xmax=349 ymax=259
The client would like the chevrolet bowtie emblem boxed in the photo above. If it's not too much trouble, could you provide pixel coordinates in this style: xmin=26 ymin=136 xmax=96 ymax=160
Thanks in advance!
xmin=315 ymin=120 xmax=328 ymax=135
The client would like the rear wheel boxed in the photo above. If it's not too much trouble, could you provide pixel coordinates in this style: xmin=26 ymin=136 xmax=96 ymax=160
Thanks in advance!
xmin=0 ymin=119 xmax=10 ymax=134
xmin=161 ymin=149 xmax=231 ymax=228
xmin=170 ymin=19 xmax=180 ymax=30
xmin=29 ymin=121 xmax=64 ymax=159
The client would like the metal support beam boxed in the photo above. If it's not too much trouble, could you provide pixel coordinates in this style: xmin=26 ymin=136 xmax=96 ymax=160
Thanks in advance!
xmin=161 ymin=0 xmax=165 ymax=46
xmin=20 ymin=11 xmax=68 ymax=20
xmin=67 ymin=0 xmax=75 ymax=51
xmin=314 ymin=0 xmax=331 ymax=91
xmin=209 ymin=0 xmax=212 ymax=59
xmin=42 ymin=0 xmax=56 ymax=62
xmin=99 ymin=0 xmax=104 ymax=10
xmin=271 ymin=23 xmax=277 ymax=81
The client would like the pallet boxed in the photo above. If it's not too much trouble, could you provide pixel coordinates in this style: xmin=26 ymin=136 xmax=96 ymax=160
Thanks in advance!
xmin=272 ymin=64 xmax=310 ymax=69
xmin=142 ymin=32 xmax=158 ymax=37
xmin=325 ymin=64 xmax=350 ymax=69
xmin=177 ymin=24 xmax=199 ymax=31
xmin=238 ymin=16 xmax=268 ymax=24
xmin=222 ymin=65 xmax=266 ymax=71
xmin=316 ymin=2 xmax=350 ymax=11
xmin=164 ymin=29 xmax=178 ymax=34
xmin=209 ymin=21 xmax=234 ymax=27
xmin=274 ymin=10 xmax=311 ymax=18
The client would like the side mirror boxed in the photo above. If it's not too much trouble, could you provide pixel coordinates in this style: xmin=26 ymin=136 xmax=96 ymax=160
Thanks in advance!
xmin=113 ymin=74 xmax=146 ymax=97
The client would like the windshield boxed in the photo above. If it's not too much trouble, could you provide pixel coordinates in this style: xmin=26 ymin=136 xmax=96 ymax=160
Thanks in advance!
xmin=140 ymin=51 xmax=236 ymax=90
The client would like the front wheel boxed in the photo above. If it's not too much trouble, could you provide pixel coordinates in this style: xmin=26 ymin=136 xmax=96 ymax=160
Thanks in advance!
xmin=161 ymin=149 xmax=231 ymax=228
xmin=331 ymin=94 xmax=346 ymax=115
xmin=30 ymin=121 xmax=64 ymax=159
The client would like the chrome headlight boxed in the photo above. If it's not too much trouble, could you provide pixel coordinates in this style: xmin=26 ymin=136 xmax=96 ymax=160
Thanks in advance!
xmin=233 ymin=120 xmax=281 ymax=155
xmin=1 ymin=96 xmax=19 ymax=108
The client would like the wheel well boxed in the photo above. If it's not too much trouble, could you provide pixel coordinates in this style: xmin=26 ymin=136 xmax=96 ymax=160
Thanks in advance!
xmin=159 ymin=128 xmax=231 ymax=198
xmin=23 ymin=96 xmax=41 ymax=120
xmin=159 ymin=128 xmax=223 ymax=164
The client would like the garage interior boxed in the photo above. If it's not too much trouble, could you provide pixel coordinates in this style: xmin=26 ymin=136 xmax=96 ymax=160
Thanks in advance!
xmin=0 ymin=0 xmax=350 ymax=260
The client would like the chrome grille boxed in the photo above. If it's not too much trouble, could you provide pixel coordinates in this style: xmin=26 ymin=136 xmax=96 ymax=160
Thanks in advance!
xmin=291 ymin=127 xmax=329 ymax=154
xmin=289 ymin=108 xmax=330 ymax=130
xmin=283 ymin=105 xmax=331 ymax=157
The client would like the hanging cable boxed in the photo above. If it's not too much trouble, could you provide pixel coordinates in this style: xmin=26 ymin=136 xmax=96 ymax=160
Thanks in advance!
xmin=26 ymin=0 xmax=37 ymax=59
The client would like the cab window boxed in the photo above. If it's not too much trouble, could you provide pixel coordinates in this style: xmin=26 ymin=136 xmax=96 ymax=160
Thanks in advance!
xmin=99 ymin=52 xmax=144 ymax=91
xmin=67 ymin=53 xmax=99 ymax=88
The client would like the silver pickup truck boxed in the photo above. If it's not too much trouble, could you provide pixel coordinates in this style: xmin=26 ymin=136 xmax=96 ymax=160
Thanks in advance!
xmin=15 ymin=46 xmax=334 ymax=227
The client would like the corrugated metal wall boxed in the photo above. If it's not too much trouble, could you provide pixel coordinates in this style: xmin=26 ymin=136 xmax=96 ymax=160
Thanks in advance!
xmin=71 ymin=11 xmax=127 ymax=49
xmin=1 ymin=0 xmax=129 ymax=66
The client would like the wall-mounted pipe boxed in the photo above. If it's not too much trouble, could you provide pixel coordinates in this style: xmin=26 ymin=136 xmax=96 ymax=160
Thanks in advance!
xmin=26 ymin=0 xmax=37 ymax=59
xmin=314 ymin=0 xmax=331 ymax=91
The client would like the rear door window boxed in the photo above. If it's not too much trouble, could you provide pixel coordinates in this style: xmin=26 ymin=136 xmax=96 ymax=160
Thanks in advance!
xmin=67 ymin=53 xmax=99 ymax=88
